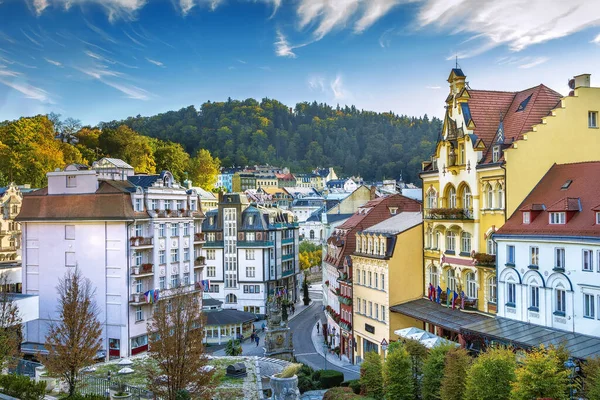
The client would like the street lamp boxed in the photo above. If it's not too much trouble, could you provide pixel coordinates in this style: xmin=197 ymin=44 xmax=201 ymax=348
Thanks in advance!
xmin=322 ymin=342 xmax=328 ymax=371
xmin=564 ymin=357 xmax=578 ymax=400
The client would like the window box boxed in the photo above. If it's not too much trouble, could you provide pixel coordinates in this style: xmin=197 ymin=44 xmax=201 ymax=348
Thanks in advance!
xmin=505 ymin=302 xmax=516 ymax=308
xmin=445 ymin=250 xmax=456 ymax=255
xmin=528 ymin=265 xmax=539 ymax=270
xmin=459 ymin=252 xmax=471 ymax=257
xmin=505 ymin=262 xmax=516 ymax=268
xmin=528 ymin=306 xmax=539 ymax=312
xmin=553 ymin=311 xmax=566 ymax=317
xmin=473 ymin=253 xmax=496 ymax=267
xmin=552 ymin=266 xmax=565 ymax=272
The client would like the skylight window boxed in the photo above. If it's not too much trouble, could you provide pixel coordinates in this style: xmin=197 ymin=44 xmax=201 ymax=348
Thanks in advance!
xmin=516 ymin=94 xmax=533 ymax=112
xmin=561 ymin=180 xmax=573 ymax=190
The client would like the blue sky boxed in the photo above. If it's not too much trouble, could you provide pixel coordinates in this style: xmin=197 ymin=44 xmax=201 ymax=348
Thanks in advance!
xmin=1 ymin=0 xmax=600 ymax=125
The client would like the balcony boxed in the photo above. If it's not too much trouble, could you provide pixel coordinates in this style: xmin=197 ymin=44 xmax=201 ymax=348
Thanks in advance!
xmin=194 ymin=233 xmax=206 ymax=243
xmin=194 ymin=256 xmax=206 ymax=267
xmin=338 ymin=295 xmax=352 ymax=306
xmin=160 ymin=283 xmax=202 ymax=299
xmin=282 ymin=253 xmax=295 ymax=261
xmin=237 ymin=241 xmax=274 ymax=248
xmin=204 ymin=241 xmax=224 ymax=248
xmin=130 ymin=237 xmax=153 ymax=248
xmin=131 ymin=263 xmax=154 ymax=276
xmin=282 ymin=237 xmax=294 ymax=244
xmin=472 ymin=253 xmax=496 ymax=268
xmin=424 ymin=208 xmax=474 ymax=220
xmin=0 ymin=246 xmax=17 ymax=252
xmin=129 ymin=292 xmax=147 ymax=305
xmin=282 ymin=269 xmax=295 ymax=278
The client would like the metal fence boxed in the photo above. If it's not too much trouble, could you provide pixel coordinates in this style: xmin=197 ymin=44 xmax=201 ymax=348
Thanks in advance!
xmin=8 ymin=358 xmax=43 ymax=377
xmin=79 ymin=375 xmax=154 ymax=399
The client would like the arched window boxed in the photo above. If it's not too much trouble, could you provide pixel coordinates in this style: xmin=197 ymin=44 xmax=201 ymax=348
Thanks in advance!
xmin=373 ymin=238 xmax=379 ymax=255
xmin=461 ymin=232 xmax=471 ymax=253
xmin=427 ymin=189 xmax=437 ymax=209
xmin=462 ymin=186 xmax=472 ymax=210
xmin=429 ymin=265 xmax=439 ymax=288
xmin=367 ymin=238 xmax=372 ymax=254
xmin=497 ymin=184 xmax=504 ymax=210
xmin=362 ymin=238 xmax=366 ymax=253
xmin=380 ymin=239 xmax=385 ymax=255
xmin=226 ymin=294 xmax=237 ymax=303
xmin=447 ymin=269 xmax=456 ymax=291
xmin=310 ymin=230 xmax=315 ymax=239
xmin=485 ymin=184 xmax=493 ymax=209
xmin=434 ymin=232 xmax=440 ymax=249
xmin=448 ymin=186 xmax=457 ymax=208
xmin=488 ymin=276 xmax=497 ymax=303
xmin=446 ymin=232 xmax=456 ymax=252
xmin=466 ymin=272 xmax=477 ymax=298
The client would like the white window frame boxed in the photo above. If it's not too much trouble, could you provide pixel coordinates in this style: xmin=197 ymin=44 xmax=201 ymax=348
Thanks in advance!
xmin=507 ymin=245 xmax=515 ymax=265
xmin=448 ymin=187 xmax=456 ymax=208
xmin=488 ymin=276 xmax=497 ymax=303
xmin=584 ymin=293 xmax=595 ymax=318
xmin=135 ymin=306 xmax=143 ymax=322
xmin=555 ymin=248 xmax=566 ymax=270
xmin=583 ymin=249 xmax=593 ymax=271
xmin=507 ymin=282 xmax=516 ymax=305
xmin=446 ymin=232 xmax=456 ymax=252
xmin=530 ymin=246 xmax=539 ymax=266
xmin=207 ymin=266 xmax=216 ymax=277
xmin=246 ymin=266 xmax=256 ymax=278
xmin=530 ymin=286 xmax=540 ymax=310
xmin=555 ymin=288 xmax=566 ymax=315
xmin=447 ymin=269 xmax=456 ymax=291
xmin=523 ymin=212 xmax=530 ymax=224
xmin=549 ymin=212 xmax=566 ymax=225
xmin=159 ymin=250 xmax=166 ymax=265
xmin=66 ymin=175 xmax=77 ymax=188
xmin=492 ymin=146 xmax=500 ymax=163
xmin=461 ymin=232 xmax=471 ymax=253
xmin=246 ymin=249 xmax=255 ymax=260
xmin=466 ymin=272 xmax=477 ymax=298
xmin=589 ymin=111 xmax=598 ymax=128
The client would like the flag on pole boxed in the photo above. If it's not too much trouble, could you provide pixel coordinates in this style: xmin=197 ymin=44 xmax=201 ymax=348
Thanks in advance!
xmin=436 ymin=286 xmax=442 ymax=304
xmin=154 ymin=289 xmax=159 ymax=302
xmin=460 ymin=291 xmax=465 ymax=309
xmin=446 ymin=287 xmax=451 ymax=307
xmin=428 ymin=284 xmax=433 ymax=301
xmin=452 ymin=291 xmax=458 ymax=310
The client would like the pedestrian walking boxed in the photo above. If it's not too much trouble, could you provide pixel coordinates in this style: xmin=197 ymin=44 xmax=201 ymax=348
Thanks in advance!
xmin=255 ymin=335 xmax=260 ymax=347
xmin=316 ymin=322 xmax=320 ymax=334
xmin=291 ymin=304 xmax=295 ymax=315
xmin=261 ymin=322 xmax=265 ymax=332
xmin=251 ymin=332 xmax=255 ymax=342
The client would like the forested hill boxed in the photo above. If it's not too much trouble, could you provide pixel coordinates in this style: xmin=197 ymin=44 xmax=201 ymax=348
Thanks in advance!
xmin=99 ymin=98 xmax=441 ymax=183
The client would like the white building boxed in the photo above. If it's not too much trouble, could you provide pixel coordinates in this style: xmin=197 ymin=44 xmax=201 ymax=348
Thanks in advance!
xmin=17 ymin=159 xmax=205 ymax=358
xmin=291 ymin=196 xmax=325 ymax=223
xmin=465 ymin=162 xmax=600 ymax=358
xmin=201 ymin=193 xmax=300 ymax=316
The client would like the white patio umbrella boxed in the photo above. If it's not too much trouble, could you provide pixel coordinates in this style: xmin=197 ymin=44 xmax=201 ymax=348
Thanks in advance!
xmin=118 ymin=367 xmax=135 ymax=374
xmin=118 ymin=358 xmax=133 ymax=366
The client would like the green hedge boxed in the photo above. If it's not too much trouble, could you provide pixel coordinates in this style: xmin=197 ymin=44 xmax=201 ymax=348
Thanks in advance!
xmin=0 ymin=374 xmax=46 ymax=400
xmin=319 ymin=370 xmax=345 ymax=389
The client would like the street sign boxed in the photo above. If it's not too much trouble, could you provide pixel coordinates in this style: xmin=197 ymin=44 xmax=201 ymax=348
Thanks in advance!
xmin=381 ymin=338 xmax=388 ymax=352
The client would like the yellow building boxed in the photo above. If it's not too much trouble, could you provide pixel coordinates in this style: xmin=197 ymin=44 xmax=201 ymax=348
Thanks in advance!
xmin=256 ymin=174 xmax=278 ymax=189
xmin=352 ymin=212 xmax=423 ymax=363
xmin=403 ymin=68 xmax=574 ymax=342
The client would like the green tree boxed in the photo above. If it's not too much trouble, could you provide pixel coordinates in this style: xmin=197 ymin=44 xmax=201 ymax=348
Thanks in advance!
xmin=360 ymin=351 xmax=383 ymax=400
xmin=224 ymin=339 xmax=242 ymax=356
xmin=464 ymin=347 xmax=516 ymax=400
xmin=440 ymin=348 xmax=470 ymax=400
xmin=188 ymin=149 xmax=220 ymax=190
xmin=383 ymin=343 xmax=413 ymax=400
xmin=152 ymin=140 xmax=190 ymax=182
xmin=422 ymin=344 xmax=454 ymax=400
xmin=0 ymin=115 xmax=65 ymax=187
xmin=98 ymin=125 xmax=156 ymax=173
xmin=510 ymin=346 xmax=570 ymax=400
xmin=403 ymin=339 xmax=428 ymax=399
xmin=583 ymin=357 xmax=600 ymax=400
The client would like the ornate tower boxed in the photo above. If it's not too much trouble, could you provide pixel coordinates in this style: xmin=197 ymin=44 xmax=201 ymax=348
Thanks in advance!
xmin=263 ymin=295 xmax=294 ymax=361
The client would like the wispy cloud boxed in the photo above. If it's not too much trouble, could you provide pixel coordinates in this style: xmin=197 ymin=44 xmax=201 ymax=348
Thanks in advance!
xmin=518 ymin=56 xmax=549 ymax=69
xmin=44 ymin=57 xmax=62 ymax=67
xmin=0 ymin=69 xmax=22 ymax=78
xmin=378 ymin=27 xmax=395 ymax=48
xmin=78 ymin=66 xmax=151 ymax=100
xmin=237 ymin=59 xmax=247 ymax=64
xmin=124 ymin=31 xmax=146 ymax=47
xmin=0 ymin=31 xmax=16 ymax=44
xmin=33 ymin=0 xmax=49 ymax=15
xmin=21 ymin=28 xmax=43 ymax=47
xmin=145 ymin=57 xmax=165 ymax=67
xmin=274 ymin=30 xmax=297 ymax=58
xmin=0 ymin=78 xmax=53 ymax=103
xmin=420 ymin=0 xmax=600 ymax=54
xmin=85 ymin=20 xmax=117 ymax=43
xmin=330 ymin=74 xmax=349 ymax=100
xmin=308 ymin=75 xmax=325 ymax=92
xmin=592 ymin=33 xmax=600 ymax=44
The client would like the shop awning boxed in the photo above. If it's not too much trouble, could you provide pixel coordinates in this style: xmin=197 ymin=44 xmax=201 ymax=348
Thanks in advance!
xmin=390 ymin=298 xmax=491 ymax=333
xmin=461 ymin=317 xmax=600 ymax=360
xmin=394 ymin=327 xmax=459 ymax=349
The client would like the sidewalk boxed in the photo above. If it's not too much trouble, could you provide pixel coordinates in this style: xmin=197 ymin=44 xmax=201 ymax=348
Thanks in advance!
xmin=310 ymin=320 xmax=361 ymax=374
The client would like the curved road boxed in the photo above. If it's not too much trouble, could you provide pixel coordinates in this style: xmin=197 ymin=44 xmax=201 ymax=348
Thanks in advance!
xmin=289 ymin=299 xmax=360 ymax=381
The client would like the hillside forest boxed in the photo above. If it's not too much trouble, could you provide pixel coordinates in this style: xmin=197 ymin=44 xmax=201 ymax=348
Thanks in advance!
xmin=0 ymin=98 xmax=441 ymax=189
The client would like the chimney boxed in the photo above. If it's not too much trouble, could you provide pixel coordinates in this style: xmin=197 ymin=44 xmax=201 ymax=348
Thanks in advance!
xmin=370 ymin=185 xmax=377 ymax=200
xmin=218 ymin=191 xmax=224 ymax=203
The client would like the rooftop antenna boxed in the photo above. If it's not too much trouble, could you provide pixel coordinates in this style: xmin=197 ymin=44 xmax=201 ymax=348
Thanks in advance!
xmin=455 ymin=55 xmax=458 ymax=69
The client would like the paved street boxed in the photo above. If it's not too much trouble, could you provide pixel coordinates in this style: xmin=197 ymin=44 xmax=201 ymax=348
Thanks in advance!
xmin=289 ymin=299 xmax=360 ymax=381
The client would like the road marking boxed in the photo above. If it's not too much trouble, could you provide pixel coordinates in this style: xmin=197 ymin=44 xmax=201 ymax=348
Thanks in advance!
xmin=295 ymin=352 xmax=318 ymax=356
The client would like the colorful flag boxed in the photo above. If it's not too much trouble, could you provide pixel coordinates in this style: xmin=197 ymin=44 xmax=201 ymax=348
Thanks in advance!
xmin=460 ymin=291 xmax=465 ymax=309
xmin=446 ymin=287 xmax=451 ymax=307
xmin=428 ymin=284 xmax=432 ymax=301
xmin=144 ymin=291 xmax=150 ymax=303
xmin=154 ymin=289 xmax=159 ymax=302
xmin=452 ymin=291 xmax=458 ymax=310
xmin=436 ymin=286 xmax=442 ymax=304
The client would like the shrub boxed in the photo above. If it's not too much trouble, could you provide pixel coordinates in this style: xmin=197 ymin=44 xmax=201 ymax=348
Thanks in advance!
xmin=383 ymin=344 xmax=413 ymax=400
xmin=278 ymin=363 xmax=302 ymax=378
xmin=360 ymin=351 xmax=383 ymax=400
xmin=319 ymin=369 xmax=345 ymax=389
xmin=323 ymin=387 xmax=360 ymax=400
xmin=510 ymin=346 xmax=570 ymax=400
xmin=583 ymin=357 xmax=600 ymax=400
xmin=348 ymin=379 xmax=361 ymax=394
xmin=298 ymin=375 xmax=316 ymax=393
xmin=439 ymin=347 xmax=471 ymax=400
xmin=0 ymin=374 xmax=46 ymax=400
xmin=312 ymin=370 xmax=322 ymax=381
xmin=224 ymin=339 xmax=242 ymax=356
xmin=402 ymin=339 xmax=428 ymax=399
xmin=464 ymin=347 xmax=516 ymax=400
xmin=422 ymin=344 xmax=454 ymax=400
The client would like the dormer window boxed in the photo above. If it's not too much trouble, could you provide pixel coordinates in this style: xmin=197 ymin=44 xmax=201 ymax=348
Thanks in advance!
xmin=389 ymin=207 xmax=398 ymax=215
xmin=523 ymin=212 xmax=531 ymax=224
xmin=549 ymin=212 xmax=566 ymax=225
xmin=248 ymin=216 xmax=254 ymax=225
xmin=492 ymin=146 xmax=500 ymax=163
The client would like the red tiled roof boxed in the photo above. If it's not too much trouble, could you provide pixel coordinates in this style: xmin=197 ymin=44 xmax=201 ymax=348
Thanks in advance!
xmin=324 ymin=194 xmax=422 ymax=267
xmin=468 ymin=85 xmax=562 ymax=165
xmin=497 ymin=162 xmax=600 ymax=237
